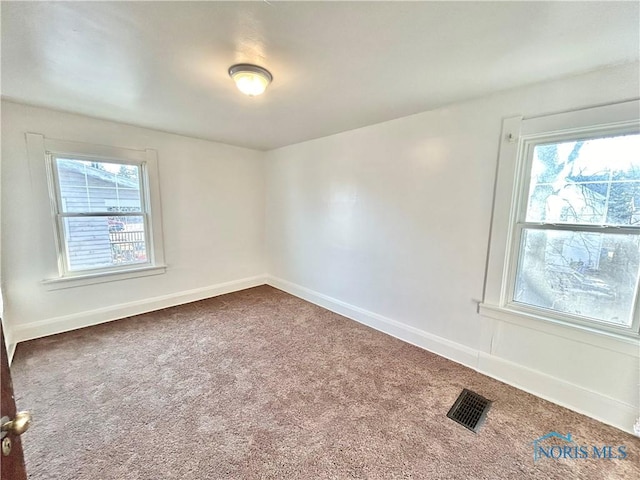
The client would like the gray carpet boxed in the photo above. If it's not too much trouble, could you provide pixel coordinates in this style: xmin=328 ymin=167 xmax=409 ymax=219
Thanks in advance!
xmin=11 ymin=286 xmax=640 ymax=479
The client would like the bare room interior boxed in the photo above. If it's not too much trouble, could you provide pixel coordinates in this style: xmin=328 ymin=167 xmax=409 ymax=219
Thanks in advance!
xmin=1 ymin=1 xmax=639 ymax=479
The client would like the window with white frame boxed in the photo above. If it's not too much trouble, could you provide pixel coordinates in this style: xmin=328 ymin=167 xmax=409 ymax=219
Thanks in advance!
xmin=481 ymin=100 xmax=640 ymax=337
xmin=26 ymin=133 xmax=166 ymax=287
xmin=49 ymin=155 xmax=151 ymax=274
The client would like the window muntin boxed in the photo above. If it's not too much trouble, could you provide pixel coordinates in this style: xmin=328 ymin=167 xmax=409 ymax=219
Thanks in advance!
xmin=50 ymin=156 xmax=152 ymax=274
xmin=509 ymin=132 xmax=640 ymax=331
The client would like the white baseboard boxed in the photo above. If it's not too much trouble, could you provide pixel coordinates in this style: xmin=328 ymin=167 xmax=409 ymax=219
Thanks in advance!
xmin=11 ymin=275 xmax=267 ymax=344
xmin=266 ymin=275 xmax=637 ymax=435
xmin=1 ymin=317 xmax=18 ymax=365
xmin=476 ymin=353 xmax=637 ymax=436
xmin=7 ymin=342 xmax=16 ymax=365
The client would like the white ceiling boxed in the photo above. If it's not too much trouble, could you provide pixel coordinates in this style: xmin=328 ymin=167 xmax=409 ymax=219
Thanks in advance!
xmin=2 ymin=1 xmax=638 ymax=151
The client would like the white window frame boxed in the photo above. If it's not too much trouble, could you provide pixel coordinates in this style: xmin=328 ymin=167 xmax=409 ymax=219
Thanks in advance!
xmin=48 ymin=153 xmax=154 ymax=276
xmin=480 ymin=100 xmax=640 ymax=341
xmin=26 ymin=134 xmax=166 ymax=289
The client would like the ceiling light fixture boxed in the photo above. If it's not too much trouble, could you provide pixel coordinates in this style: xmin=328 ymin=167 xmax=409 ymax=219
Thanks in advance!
xmin=228 ymin=64 xmax=273 ymax=97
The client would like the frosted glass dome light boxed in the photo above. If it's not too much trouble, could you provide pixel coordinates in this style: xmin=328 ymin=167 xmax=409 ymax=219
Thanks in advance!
xmin=228 ymin=64 xmax=273 ymax=96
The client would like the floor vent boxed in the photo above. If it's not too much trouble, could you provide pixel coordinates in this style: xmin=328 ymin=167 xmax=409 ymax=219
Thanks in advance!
xmin=446 ymin=389 xmax=491 ymax=432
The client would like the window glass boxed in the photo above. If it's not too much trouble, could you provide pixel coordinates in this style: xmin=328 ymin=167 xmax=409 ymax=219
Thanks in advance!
xmin=513 ymin=133 xmax=640 ymax=328
xmin=55 ymin=159 xmax=142 ymax=214
xmin=54 ymin=158 xmax=148 ymax=272
xmin=514 ymin=229 xmax=639 ymax=326
xmin=525 ymin=134 xmax=640 ymax=225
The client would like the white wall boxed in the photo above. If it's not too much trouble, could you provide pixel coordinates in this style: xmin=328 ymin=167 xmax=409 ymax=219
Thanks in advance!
xmin=265 ymin=63 xmax=640 ymax=433
xmin=1 ymin=101 xmax=266 ymax=349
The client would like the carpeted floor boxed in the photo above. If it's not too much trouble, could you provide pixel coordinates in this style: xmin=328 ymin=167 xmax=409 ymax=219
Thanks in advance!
xmin=11 ymin=285 xmax=640 ymax=479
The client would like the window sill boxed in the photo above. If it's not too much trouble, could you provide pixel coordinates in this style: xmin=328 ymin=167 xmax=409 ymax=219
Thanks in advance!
xmin=478 ymin=303 xmax=640 ymax=356
xmin=42 ymin=265 xmax=167 ymax=291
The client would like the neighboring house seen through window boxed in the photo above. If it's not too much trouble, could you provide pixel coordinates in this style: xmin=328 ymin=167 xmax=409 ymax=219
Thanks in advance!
xmin=481 ymin=100 xmax=640 ymax=338
xmin=50 ymin=157 xmax=150 ymax=273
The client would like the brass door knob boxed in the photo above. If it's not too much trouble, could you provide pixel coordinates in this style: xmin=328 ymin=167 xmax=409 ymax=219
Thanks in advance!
xmin=1 ymin=411 xmax=32 ymax=437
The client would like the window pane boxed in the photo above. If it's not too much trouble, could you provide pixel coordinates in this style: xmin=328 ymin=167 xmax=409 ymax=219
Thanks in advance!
xmin=56 ymin=158 xmax=142 ymax=213
xmin=63 ymin=216 xmax=147 ymax=271
xmin=513 ymin=229 xmax=639 ymax=327
xmin=525 ymin=134 xmax=640 ymax=225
